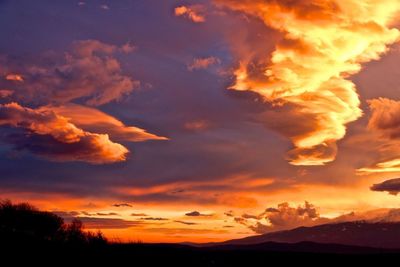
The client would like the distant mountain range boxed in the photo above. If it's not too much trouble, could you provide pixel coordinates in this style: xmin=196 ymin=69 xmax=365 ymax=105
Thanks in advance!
xmin=214 ymin=221 xmax=400 ymax=249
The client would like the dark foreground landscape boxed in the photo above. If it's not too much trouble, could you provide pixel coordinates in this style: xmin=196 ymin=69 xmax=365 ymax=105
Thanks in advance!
xmin=1 ymin=201 xmax=400 ymax=266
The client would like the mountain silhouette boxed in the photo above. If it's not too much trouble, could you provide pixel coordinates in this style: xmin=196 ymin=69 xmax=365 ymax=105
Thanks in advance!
xmin=219 ymin=221 xmax=400 ymax=249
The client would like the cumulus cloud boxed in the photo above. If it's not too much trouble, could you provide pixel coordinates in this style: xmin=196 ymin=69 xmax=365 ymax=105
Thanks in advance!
xmin=233 ymin=201 xmax=400 ymax=234
xmin=5 ymin=40 xmax=138 ymax=106
xmin=358 ymin=98 xmax=400 ymax=173
xmin=234 ymin=201 xmax=325 ymax=234
xmin=0 ymin=102 xmax=128 ymax=164
xmin=187 ymin=57 xmax=220 ymax=71
xmin=215 ymin=0 xmax=400 ymax=165
xmin=0 ymin=40 xmax=166 ymax=164
xmin=174 ymin=5 xmax=206 ymax=23
xmin=371 ymin=178 xmax=400 ymax=195
xmin=368 ymin=98 xmax=400 ymax=139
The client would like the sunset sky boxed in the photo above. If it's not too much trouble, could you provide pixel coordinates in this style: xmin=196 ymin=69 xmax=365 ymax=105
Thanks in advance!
xmin=1 ymin=0 xmax=400 ymax=243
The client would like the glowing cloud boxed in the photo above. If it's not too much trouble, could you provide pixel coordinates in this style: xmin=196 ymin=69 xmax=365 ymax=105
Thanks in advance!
xmin=0 ymin=40 xmax=166 ymax=164
xmin=5 ymin=74 xmax=23 ymax=82
xmin=358 ymin=98 xmax=400 ymax=174
xmin=0 ymin=89 xmax=13 ymax=98
xmin=187 ymin=57 xmax=220 ymax=71
xmin=0 ymin=102 xmax=128 ymax=164
xmin=41 ymin=104 xmax=167 ymax=142
xmin=174 ymin=5 xmax=205 ymax=23
xmin=215 ymin=0 xmax=400 ymax=165
xmin=368 ymin=97 xmax=400 ymax=139
xmin=234 ymin=201 xmax=323 ymax=234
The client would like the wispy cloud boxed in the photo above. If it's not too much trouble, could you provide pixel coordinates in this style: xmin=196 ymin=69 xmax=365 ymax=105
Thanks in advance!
xmin=174 ymin=5 xmax=206 ymax=23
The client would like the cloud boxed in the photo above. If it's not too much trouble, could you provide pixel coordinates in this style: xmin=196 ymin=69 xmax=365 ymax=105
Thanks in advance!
xmin=187 ymin=57 xmax=220 ymax=71
xmin=73 ymin=217 xmax=139 ymax=229
xmin=174 ymin=220 xmax=198 ymax=225
xmin=358 ymin=98 xmax=400 ymax=173
xmin=215 ymin=0 xmax=400 ymax=165
xmin=234 ymin=201 xmax=325 ymax=234
xmin=112 ymin=203 xmax=132 ymax=208
xmin=0 ymin=90 xmax=13 ymax=98
xmin=183 ymin=120 xmax=210 ymax=131
xmin=371 ymin=178 xmax=400 ymax=195
xmin=174 ymin=5 xmax=206 ymax=23
xmin=100 ymin=4 xmax=109 ymax=10
xmin=358 ymin=158 xmax=400 ymax=174
xmin=233 ymin=201 xmax=400 ymax=234
xmin=0 ymin=40 xmax=166 ymax=164
xmin=141 ymin=217 xmax=169 ymax=221
xmin=3 ymin=40 xmax=138 ymax=106
xmin=368 ymin=98 xmax=400 ymax=139
xmin=4 ymin=74 xmax=23 ymax=82
xmin=185 ymin=211 xmax=211 ymax=217
xmin=0 ymin=102 xmax=128 ymax=164
xmin=95 ymin=212 xmax=119 ymax=216
xmin=42 ymin=103 xmax=167 ymax=142
xmin=55 ymin=211 xmax=139 ymax=229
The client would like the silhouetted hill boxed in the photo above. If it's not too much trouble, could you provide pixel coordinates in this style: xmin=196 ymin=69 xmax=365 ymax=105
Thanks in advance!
xmin=1 ymin=201 xmax=400 ymax=266
xmin=219 ymin=221 xmax=400 ymax=248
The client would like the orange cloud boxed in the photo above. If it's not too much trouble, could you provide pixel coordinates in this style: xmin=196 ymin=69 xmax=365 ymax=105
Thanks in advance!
xmin=0 ymin=102 xmax=128 ymax=164
xmin=0 ymin=40 xmax=166 ymax=164
xmin=187 ymin=57 xmax=220 ymax=71
xmin=215 ymin=0 xmax=400 ymax=165
xmin=358 ymin=158 xmax=400 ymax=174
xmin=174 ymin=5 xmax=206 ymax=23
xmin=234 ymin=201 xmax=323 ymax=234
xmin=357 ymin=98 xmax=400 ymax=174
xmin=0 ymin=89 xmax=13 ymax=98
xmin=368 ymin=98 xmax=400 ymax=139
xmin=184 ymin=120 xmax=210 ymax=131
xmin=6 ymin=40 xmax=138 ymax=106
xmin=5 ymin=73 xmax=23 ymax=82
xmin=40 ymin=103 xmax=167 ymax=142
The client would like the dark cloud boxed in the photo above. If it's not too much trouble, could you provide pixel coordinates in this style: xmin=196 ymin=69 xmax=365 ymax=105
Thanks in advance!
xmin=96 ymin=212 xmax=120 ymax=216
xmin=174 ymin=220 xmax=198 ymax=225
xmin=368 ymin=98 xmax=400 ymax=139
xmin=141 ymin=217 xmax=169 ymax=221
xmin=74 ymin=217 xmax=140 ymax=229
xmin=185 ymin=211 xmax=211 ymax=217
xmin=0 ymin=40 xmax=138 ymax=106
xmin=371 ymin=178 xmax=400 ymax=195
xmin=112 ymin=203 xmax=132 ymax=208
xmin=54 ymin=211 xmax=138 ymax=229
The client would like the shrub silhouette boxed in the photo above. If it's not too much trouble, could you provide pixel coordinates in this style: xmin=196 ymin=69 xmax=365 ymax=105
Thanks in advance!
xmin=0 ymin=200 xmax=107 ymax=246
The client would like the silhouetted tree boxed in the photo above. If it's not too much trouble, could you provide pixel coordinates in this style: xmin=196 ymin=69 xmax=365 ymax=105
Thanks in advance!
xmin=0 ymin=200 xmax=107 ymax=246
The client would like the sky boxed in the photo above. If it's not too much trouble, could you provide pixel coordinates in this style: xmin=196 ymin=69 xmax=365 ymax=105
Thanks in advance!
xmin=1 ymin=0 xmax=400 ymax=243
